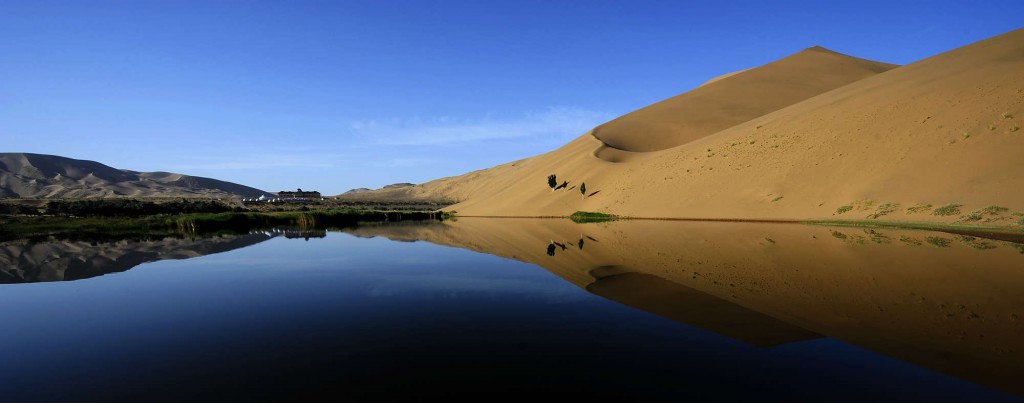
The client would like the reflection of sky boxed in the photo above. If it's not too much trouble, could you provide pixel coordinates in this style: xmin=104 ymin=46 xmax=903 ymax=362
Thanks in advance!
xmin=171 ymin=233 xmax=586 ymax=303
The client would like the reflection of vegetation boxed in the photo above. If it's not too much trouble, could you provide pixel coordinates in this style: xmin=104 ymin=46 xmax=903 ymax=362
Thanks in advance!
xmin=926 ymin=237 xmax=952 ymax=248
xmin=957 ymin=235 xmax=998 ymax=250
xmin=899 ymin=236 xmax=922 ymax=246
xmin=569 ymin=211 xmax=617 ymax=223
xmin=1005 ymin=242 xmax=1024 ymax=254
xmin=865 ymin=229 xmax=891 ymax=244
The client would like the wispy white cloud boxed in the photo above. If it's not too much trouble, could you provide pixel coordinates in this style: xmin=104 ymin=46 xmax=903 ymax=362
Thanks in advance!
xmin=348 ymin=107 xmax=612 ymax=146
xmin=169 ymin=152 xmax=343 ymax=170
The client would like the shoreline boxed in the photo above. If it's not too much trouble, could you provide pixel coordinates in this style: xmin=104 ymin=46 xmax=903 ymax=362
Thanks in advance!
xmin=450 ymin=214 xmax=1024 ymax=243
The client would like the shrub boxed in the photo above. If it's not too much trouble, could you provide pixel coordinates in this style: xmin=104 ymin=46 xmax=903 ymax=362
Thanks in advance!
xmin=933 ymin=204 xmax=962 ymax=216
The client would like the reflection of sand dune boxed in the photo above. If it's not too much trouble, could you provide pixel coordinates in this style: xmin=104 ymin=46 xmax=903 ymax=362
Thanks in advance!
xmin=348 ymin=218 xmax=1024 ymax=396
xmin=0 ymin=233 xmax=273 ymax=283
xmin=587 ymin=267 xmax=821 ymax=347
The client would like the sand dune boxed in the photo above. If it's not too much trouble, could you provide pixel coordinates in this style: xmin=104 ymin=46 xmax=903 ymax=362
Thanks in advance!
xmin=0 ymin=153 xmax=274 ymax=199
xmin=592 ymin=46 xmax=896 ymax=154
xmin=358 ymin=27 xmax=1024 ymax=228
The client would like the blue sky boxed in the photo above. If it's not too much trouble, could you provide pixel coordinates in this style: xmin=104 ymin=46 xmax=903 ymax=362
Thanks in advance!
xmin=2 ymin=1 xmax=1022 ymax=194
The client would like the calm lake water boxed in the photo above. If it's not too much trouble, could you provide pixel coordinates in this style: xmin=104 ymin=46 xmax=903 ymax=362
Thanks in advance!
xmin=1 ymin=219 xmax=1023 ymax=401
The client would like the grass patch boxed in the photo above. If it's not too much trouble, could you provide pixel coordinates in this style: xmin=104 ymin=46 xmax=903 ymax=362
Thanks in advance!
xmin=933 ymin=204 xmax=962 ymax=216
xmin=569 ymin=211 xmax=617 ymax=224
xmin=831 ymin=231 xmax=847 ymax=239
xmin=959 ymin=205 xmax=1010 ymax=223
xmin=906 ymin=203 xmax=932 ymax=214
xmin=868 ymin=203 xmax=900 ymax=219
xmin=835 ymin=205 xmax=853 ymax=214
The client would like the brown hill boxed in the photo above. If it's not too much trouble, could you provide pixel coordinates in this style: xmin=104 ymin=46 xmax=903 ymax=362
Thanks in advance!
xmin=374 ymin=28 xmax=1024 ymax=228
xmin=0 ymin=153 xmax=274 ymax=199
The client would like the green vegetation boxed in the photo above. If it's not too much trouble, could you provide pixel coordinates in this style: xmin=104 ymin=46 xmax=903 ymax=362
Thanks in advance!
xmin=1 ymin=209 xmax=450 ymax=241
xmin=44 ymin=198 xmax=236 ymax=218
xmin=933 ymin=204 xmax=962 ymax=216
xmin=867 ymin=203 xmax=900 ymax=219
xmin=906 ymin=203 xmax=932 ymax=214
xmin=569 ymin=211 xmax=617 ymax=223
xmin=831 ymin=231 xmax=847 ymax=239
xmin=835 ymin=205 xmax=853 ymax=214
xmin=958 ymin=205 xmax=1011 ymax=224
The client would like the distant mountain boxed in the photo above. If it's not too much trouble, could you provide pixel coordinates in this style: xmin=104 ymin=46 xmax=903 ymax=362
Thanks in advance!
xmin=0 ymin=153 xmax=274 ymax=199
xmin=338 ymin=182 xmax=417 ymax=198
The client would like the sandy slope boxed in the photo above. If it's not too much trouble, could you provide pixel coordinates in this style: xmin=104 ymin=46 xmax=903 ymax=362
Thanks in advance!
xmin=357 ymin=28 xmax=1024 ymax=227
xmin=0 ymin=153 xmax=274 ymax=199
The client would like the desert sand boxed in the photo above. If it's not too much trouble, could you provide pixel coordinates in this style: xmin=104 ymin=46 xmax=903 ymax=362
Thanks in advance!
xmin=349 ymin=28 xmax=1024 ymax=228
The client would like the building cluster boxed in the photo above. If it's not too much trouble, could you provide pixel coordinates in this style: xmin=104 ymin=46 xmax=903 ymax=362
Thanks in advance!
xmin=241 ymin=188 xmax=323 ymax=204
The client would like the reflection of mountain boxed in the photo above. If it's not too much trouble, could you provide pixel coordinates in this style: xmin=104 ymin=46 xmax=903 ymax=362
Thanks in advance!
xmin=0 ymin=233 xmax=273 ymax=283
xmin=346 ymin=218 xmax=1024 ymax=396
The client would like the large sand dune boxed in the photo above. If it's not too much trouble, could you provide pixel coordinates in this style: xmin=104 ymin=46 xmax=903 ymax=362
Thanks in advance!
xmin=0 ymin=153 xmax=274 ymax=199
xmin=352 ymin=28 xmax=1024 ymax=227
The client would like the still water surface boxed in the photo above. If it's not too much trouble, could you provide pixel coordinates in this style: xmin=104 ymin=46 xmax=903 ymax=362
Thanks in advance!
xmin=1 ymin=219 xmax=1022 ymax=401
